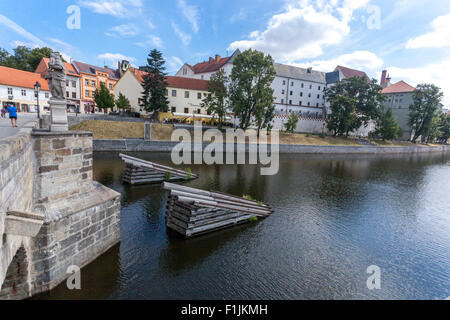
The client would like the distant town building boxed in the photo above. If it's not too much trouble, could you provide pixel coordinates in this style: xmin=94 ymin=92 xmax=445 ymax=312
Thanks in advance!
xmin=0 ymin=66 xmax=50 ymax=113
xmin=72 ymin=61 xmax=120 ymax=113
xmin=35 ymin=58 xmax=81 ymax=113
xmin=114 ymin=68 xmax=210 ymax=115
xmin=381 ymin=80 xmax=416 ymax=140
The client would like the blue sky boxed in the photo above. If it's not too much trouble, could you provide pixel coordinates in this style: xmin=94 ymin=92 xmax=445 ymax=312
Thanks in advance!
xmin=1 ymin=0 xmax=450 ymax=106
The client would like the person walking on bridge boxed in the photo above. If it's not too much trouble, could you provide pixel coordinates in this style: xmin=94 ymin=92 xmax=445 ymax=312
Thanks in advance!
xmin=6 ymin=105 xmax=18 ymax=128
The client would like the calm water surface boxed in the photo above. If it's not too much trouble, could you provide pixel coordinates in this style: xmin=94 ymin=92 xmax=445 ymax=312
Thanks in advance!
xmin=36 ymin=152 xmax=450 ymax=300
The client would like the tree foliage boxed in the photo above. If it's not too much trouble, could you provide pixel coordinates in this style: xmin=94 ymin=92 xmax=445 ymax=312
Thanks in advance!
xmin=436 ymin=113 xmax=450 ymax=144
xmin=229 ymin=49 xmax=276 ymax=135
xmin=0 ymin=46 xmax=65 ymax=72
xmin=408 ymin=84 xmax=443 ymax=143
xmin=140 ymin=49 xmax=169 ymax=113
xmin=374 ymin=106 xmax=402 ymax=141
xmin=324 ymin=76 xmax=385 ymax=136
xmin=326 ymin=93 xmax=359 ymax=136
xmin=201 ymin=69 xmax=228 ymax=130
xmin=94 ymin=83 xmax=115 ymax=112
xmin=284 ymin=112 xmax=299 ymax=133
xmin=115 ymin=93 xmax=131 ymax=110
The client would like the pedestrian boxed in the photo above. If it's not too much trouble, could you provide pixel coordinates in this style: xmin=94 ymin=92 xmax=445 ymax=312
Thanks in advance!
xmin=6 ymin=105 xmax=18 ymax=128
xmin=1 ymin=107 xmax=6 ymax=118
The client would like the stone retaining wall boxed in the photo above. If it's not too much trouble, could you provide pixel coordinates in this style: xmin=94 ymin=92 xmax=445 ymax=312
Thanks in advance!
xmin=93 ymin=138 xmax=450 ymax=154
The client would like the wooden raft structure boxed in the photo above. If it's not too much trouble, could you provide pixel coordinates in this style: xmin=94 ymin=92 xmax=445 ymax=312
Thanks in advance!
xmin=163 ymin=182 xmax=273 ymax=238
xmin=120 ymin=154 xmax=199 ymax=185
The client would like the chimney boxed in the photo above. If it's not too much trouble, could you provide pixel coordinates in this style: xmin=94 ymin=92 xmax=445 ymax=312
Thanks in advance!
xmin=215 ymin=55 xmax=221 ymax=63
xmin=386 ymin=74 xmax=392 ymax=87
xmin=209 ymin=57 xmax=214 ymax=63
xmin=380 ymin=70 xmax=387 ymax=88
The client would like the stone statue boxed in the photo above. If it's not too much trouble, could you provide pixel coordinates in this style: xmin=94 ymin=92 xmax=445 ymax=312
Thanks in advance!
xmin=45 ymin=52 xmax=68 ymax=132
xmin=45 ymin=52 xmax=66 ymax=101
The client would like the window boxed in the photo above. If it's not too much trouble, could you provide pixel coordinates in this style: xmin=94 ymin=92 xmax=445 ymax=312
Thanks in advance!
xmin=85 ymin=90 xmax=90 ymax=97
xmin=309 ymin=85 xmax=312 ymax=89
xmin=92 ymin=80 xmax=96 ymax=86
xmin=317 ymin=94 xmax=320 ymax=99
xmin=201 ymin=75 xmax=204 ymax=80
xmin=301 ymin=83 xmax=304 ymax=88
xmin=7 ymin=88 xmax=12 ymax=95
xmin=172 ymin=90 xmax=177 ymax=97
xmin=171 ymin=107 xmax=176 ymax=113
xmin=185 ymin=91 xmax=190 ymax=98
xmin=289 ymin=100 xmax=292 ymax=105
xmin=282 ymin=90 xmax=285 ymax=95
xmin=72 ymin=81 xmax=76 ymax=87
xmin=66 ymin=80 xmax=69 ymax=87
xmin=45 ymin=93 xmax=49 ymax=98
xmin=307 ymin=102 xmax=310 ymax=106
xmin=282 ymin=80 xmax=286 ymax=85
xmin=316 ymin=103 xmax=319 ymax=107
xmin=308 ymin=93 xmax=311 ymax=98
xmin=291 ymin=82 xmax=294 ymax=86
xmin=318 ymin=86 xmax=321 ymax=90
xmin=184 ymin=108 xmax=189 ymax=113
xmin=290 ymin=91 xmax=293 ymax=96
xmin=21 ymin=89 xmax=26 ymax=96
xmin=85 ymin=80 xmax=89 ymax=86
xmin=281 ymin=99 xmax=284 ymax=104
xmin=197 ymin=109 xmax=201 ymax=114
xmin=66 ymin=92 xmax=69 ymax=98
xmin=109 ymin=84 xmax=113 ymax=90
xmin=197 ymin=92 xmax=202 ymax=99
xmin=300 ymin=92 xmax=303 ymax=97
xmin=300 ymin=101 xmax=302 ymax=106
xmin=72 ymin=92 xmax=76 ymax=99
xmin=183 ymin=68 xmax=187 ymax=75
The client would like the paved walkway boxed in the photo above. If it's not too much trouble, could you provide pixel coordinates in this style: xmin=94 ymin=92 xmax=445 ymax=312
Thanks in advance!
xmin=0 ymin=114 xmax=37 ymax=139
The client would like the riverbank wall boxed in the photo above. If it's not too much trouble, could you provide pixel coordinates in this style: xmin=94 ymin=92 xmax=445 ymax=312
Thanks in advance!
xmin=93 ymin=139 xmax=450 ymax=154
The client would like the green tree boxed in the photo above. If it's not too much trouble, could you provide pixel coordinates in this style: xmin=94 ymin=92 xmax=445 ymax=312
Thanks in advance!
xmin=94 ymin=83 xmax=115 ymax=113
xmin=141 ymin=49 xmax=169 ymax=113
xmin=229 ymin=49 xmax=276 ymax=135
xmin=115 ymin=93 xmax=131 ymax=111
xmin=326 ymin=93 xmax=358 ymax=136
xmin=325 ymin=76 xmax=385 ymax=132
xmin=375 ymin=106 xmax=402 ymax=141
xmin=0 ymin=46 xmax=64 ymax=71
xmin=408 ymin=84 xmax=443 ymax=143
xmin=200 ymin=69 xmax=228 ymax=130
xmin=284 ymin=112 xmax=299 ymax=133
xmin=436 ymin=113 xmax=450 ymax=144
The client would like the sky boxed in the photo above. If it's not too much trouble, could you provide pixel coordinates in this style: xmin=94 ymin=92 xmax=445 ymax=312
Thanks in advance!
xmin=0 ymin=0 xmax=450 ymax=107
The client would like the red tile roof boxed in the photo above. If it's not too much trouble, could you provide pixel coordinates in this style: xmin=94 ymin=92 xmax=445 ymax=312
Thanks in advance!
xmin=35 ymin=58 xmax=80 ymax=77
xmin=381 ymin=81 xmax=416 ymax=94
xmin=190 ymin=56 xmax=231 ymax=74
xmin=336 ymin=65 xmax=370 ymax=81
xmin=130 ymin=68 xmax=209 ymax=91
xmin=0 ymin=66 xmax=49 ymax=91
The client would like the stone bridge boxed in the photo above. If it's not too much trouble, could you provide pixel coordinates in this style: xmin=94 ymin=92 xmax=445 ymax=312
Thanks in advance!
xmin=0 ymin=127 xmax=121 ymax=300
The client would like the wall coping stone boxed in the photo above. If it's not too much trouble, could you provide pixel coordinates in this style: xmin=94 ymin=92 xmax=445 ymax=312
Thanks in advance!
xmin=31 ymin=129 xmax=93 ymax=138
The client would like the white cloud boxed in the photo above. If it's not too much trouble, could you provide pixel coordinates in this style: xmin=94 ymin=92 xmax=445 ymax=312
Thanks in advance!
xmin=98 ymin=53 xmax=136 ymax=67
xmin=168 ymin=56 xmax=184 ymax=74
xmin=177 ymin=0 xmax=199 ymax=33
xmin=387 ymin=58 xmax=450 ymax=106
xmin=230 ymin=9 xmax=247 ymax=23
xmin=106 ymin=24 xmax=140 ymax=37
xmin=406 ymin=13 xmax=450 ymax=49
xmin=79 ymin=0 xmax=143 ymax=18
xmin=228 ymin=0 xmax=369 ymax=62
xmin=135 ymin=35 xmax=164 ymax=49
xmin=0 ymin=14 xmax=45 ymax=48
xmin=9 ymin=40 xmax=40 ymax=49
xmin=146 ymin=20 xmax=156 ymax=30
xmin=171 ymin=21 xmax=192 ymax=46
xmin=295 ymin=50 xmax=383 ymax=74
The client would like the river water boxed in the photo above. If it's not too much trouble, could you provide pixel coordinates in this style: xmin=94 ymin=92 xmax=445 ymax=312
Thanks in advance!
xmin=36 ymin=152 xmax=450 ymax=300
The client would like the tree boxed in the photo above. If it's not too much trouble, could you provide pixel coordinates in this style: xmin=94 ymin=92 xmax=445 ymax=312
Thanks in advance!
xmin=141 ymin=49 xmax=169 ymax=113
xmin=326 ymin=93 xmax=358 ymax=136
xmin=0 ymin=46 xmax=64 ymax=72
xmin=115 ymin=93 xmax=131 ymax=111
xmin=229 ymin=49 xmax=276 ymax=135
xmin=94 ymin=83 xmax=115 ymax=113
xmin=436 ymin=113 xmax=450 ymax=144
xmin=408 ymin=84 xmax=443 ymax=143
xmin=284 ymin=112 xmax=299 ymax=133
xmin=375 ymin=106 xmax=402 ymax=141
xmin=325 ymin=76 xmax=385 ymax=133
xmin=200 ymin=69 xmax=228 ymax=130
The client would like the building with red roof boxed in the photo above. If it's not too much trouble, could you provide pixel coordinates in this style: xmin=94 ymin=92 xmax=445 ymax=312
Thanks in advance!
xmin=335 ymin=65 xmax=371 ymax=82
xmin=0 ymin=65 xmax=51 ymax=113
xmin=114 ymin=67 xmax=211 ymax=115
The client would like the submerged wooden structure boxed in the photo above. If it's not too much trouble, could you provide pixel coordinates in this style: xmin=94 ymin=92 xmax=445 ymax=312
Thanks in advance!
xmin=163 ymin=182 xmax=273 ymax=238
xmin=120 ymin=154 xmax=199 ymax=185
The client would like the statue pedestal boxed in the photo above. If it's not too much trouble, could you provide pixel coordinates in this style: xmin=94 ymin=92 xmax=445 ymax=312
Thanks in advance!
xmin=49 ymin=99 xmax=68 ymax=132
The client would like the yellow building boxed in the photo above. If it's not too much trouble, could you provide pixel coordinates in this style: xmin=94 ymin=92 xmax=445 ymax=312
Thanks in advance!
xmin=114 ymin=68 xmax=211 ymax=118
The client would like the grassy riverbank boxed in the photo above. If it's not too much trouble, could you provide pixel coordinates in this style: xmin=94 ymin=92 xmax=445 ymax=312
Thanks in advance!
xmin=70 ymin=120 xmax=434 ymax=147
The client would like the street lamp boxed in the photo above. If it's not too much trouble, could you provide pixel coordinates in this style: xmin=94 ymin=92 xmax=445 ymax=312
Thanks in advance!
xmin=34 ymin=81 xmax=41 ymax=123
